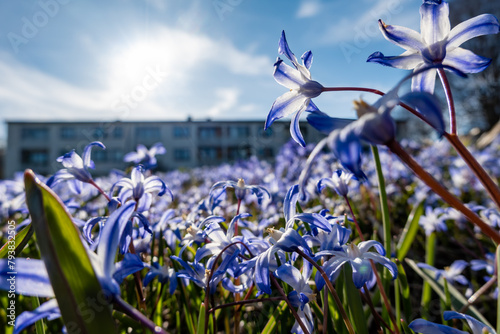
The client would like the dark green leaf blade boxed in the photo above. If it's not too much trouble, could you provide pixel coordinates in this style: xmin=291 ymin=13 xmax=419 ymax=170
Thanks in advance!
xmin=24 ymin=169 xmax=116 ymax=334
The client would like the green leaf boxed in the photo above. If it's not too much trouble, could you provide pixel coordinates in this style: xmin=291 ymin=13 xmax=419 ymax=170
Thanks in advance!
xmin=406 ymin=258 xmax=493 ymax=328
xmin=24 ymin=170 xmax=116 ymax=334
xmin=395 ymin=259 xmax=412 ymax=322
xmin=343 ymin=266 xmax=368 ymax=334
xmin=261 ymin=300 xmax=287 ymax=334
xmin=397 ymin=201 xmax=424 ymax=261
xmin=0 ymin=223 xmax=34 ymax=258
xmin=196 ymin=302 xmax=206 ymax=334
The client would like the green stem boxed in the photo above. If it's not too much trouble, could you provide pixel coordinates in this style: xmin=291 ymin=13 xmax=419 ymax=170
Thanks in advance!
xmin=114 ymin=297 xmax=167 ymax=334
xmin=421 ymin=232 xmax=436 ymax=312
xmin=371 ymin=145 xmax=392 ymax=260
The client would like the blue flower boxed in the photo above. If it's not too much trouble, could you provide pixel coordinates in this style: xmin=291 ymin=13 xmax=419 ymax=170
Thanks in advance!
xmin=315 ymin=240 xmax=397 ymax=290
xmin=419 ymin=206 xmax=447 ymax=235
xmin=143 ymin=262 xmax=178 ymax=295
xmin=210 ymin=178 xmax=270 ymax=205
xmin=111 ymin=165 xmax=173 ymax=204
xmin=274 ymin=263 xmax=315 ymax=334
xmin=367 ymin=0 xmax=499 ymax=93
xmin=317 ymin=169 xmax=357 ymax=197
xmin=417 ymin=260 xmax=472 ymax=296
xmin=124 ymin=142 xmax=166 ymax=169
xmin=266 ymin=31 xmax=323 ymax=147
xmin=409 ymin=311 xmax=495 ymax=333
xmin=47 ymin=141 xmax=105 ymax=187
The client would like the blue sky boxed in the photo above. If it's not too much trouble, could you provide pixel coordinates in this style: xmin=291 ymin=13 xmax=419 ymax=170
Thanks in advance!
xmin=0 ymin=0 xmax=424 ymax=146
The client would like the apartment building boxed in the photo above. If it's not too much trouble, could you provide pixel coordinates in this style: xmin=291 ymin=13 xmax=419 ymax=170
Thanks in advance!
xmin=4 ymin=119 xmax=327 ymax=178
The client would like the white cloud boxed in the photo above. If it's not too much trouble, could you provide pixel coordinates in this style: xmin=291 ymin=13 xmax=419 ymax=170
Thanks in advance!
xmin=296 ymin=1 xmax=322 ymax=19
xmin=207 ymin=88 xmax=240 ymax=117
xmin=0 ymin=27 xmax=274 ymax=144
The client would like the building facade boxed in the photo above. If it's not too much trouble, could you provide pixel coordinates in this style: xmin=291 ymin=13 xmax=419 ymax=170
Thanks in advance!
xmin=4 ymin=120 xmax=326 ymax=178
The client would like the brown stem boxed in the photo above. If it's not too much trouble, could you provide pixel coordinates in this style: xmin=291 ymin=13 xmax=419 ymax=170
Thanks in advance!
xmin=295 ymin=248 xmax=355 ymax=334
xmin=445 ymin=133 xmax=500 ymax=209
xmin=386 ymin=140 xmax=500 ymax=244
xmin=209 ymin=296 xmax=285 ymax=313
xmin=270 ymin=274 xmax=311 ymax=334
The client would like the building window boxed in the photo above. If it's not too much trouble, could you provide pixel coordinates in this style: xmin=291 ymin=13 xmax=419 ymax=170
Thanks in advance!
xmin=198 ymin=147 xmax=222 ymax=161
xmin=109 ymin=150 xmax=123 ymax=162
xmin=228 ymin=126 xmax=249 ymax=139
xmin=174 ymin=148 xmax=191 ymax=161
xmin=92 ymin=127 xmax=107 ymax=140
xmin=113 ymin=127 xmax=123 ymax=139
xmin=173 ymin=126 xmax=190 ymax=138
xmin=21 ymin=149 xmax=49 ymax=166
xmin=198 ymin=127 xmax=222 ymax=139
xmin=92 ymin=150 xmax=107 ymax=163
xmin=258 ymin=147 xmax=274 ymax=159
xmin=228 ymin=145 xmax=251 ymax=160
xmin=61 ymin=127 xmax=76 ymax=139
xmin=136 ymin=127 xmax=161 ymax=141
xmin=259 ymin=127 xmax=273 ymax=138
xmin=21 ymin=128 xmax=49 ymax=140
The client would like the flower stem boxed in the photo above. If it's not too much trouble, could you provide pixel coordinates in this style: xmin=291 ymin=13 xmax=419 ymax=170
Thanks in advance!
xmin=114 ymin=296 xmax=167 ymax=334
xmin=295 ymin=248 xmax=356 ymax=334
xmin=209 ymin=296 xmax=285 ymax=313
xmin=445 ymin=133 xmax=500 ymax=209
xmin=270 ymin=274 xmax=311 ymax=334
xmin=386 ymin=139 xmax=500 ymax=244
xmin=437 ymin=68 xmax=456 ymax=135
xmin=88 ymin=179 xmax=111 ymax=202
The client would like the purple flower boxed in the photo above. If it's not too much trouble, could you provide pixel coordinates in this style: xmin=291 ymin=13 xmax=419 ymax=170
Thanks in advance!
xmin=124 ymin=142 xmax=166 ymax=169
xmin=409 ymin=311 xmax=495 ymax=333
xmin=266 ymin=31 xmax=323 ymax=147
xmin=367 ymin=0 xmax=499 ymax=93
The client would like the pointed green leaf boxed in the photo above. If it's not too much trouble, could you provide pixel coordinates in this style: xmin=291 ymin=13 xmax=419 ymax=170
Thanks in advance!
xmin=343 ymin=266 xmax=368 ymax=334
xmin=261 ymin=300 xmax=287 ymax=334
xmin=0 ymin=223 xmax=34 ymax=258
xmin=397 ymin=201 xmax=424 ymax=261
xmin=406 ymin=258 xmax=493 ymax=328
xmin=24 ymin=170 xmax=116 ymax=334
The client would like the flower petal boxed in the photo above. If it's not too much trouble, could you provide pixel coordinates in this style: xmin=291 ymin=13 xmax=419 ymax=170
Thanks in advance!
xmin=399 ymin=91 xmax=445 ymax=136
xmin=378 ymin=20 xmax=425 ymax=51
xmin=411 ymin=65 xmax=437 ymax=93
xmin=419 ymin=0 xmax=450 ymax=45
xmin=367 ymin=51 xmax=423 ymax=70
xmin=266 ymin=91 xmax=307 ymax=129
xmin=0 ymin=258 xmax=54 ymax=298
xmin=82 ymin=141 xmax=106 ymax=169
xmin=447 ymin=14 xmax=500 ymax=49
xmin=409 ymin=318 xmax=467 ymax=334
xmin=443 ymin=47 xmax=492 ymax=73
xmin=273 ymin=58 xmax=306 ymax=89
xmin=14 ymin=299 xmax=61 ymax=334
xmin=284 ymin=184 xmax=299 ymax=223
xmin=443 ymin=311 xmax=495 ymax=334
xmin=290 ymin=104 xmax=307 ymax=147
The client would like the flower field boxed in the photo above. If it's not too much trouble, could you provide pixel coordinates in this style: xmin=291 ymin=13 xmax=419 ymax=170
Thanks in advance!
xmin=1 ymin=0 xmax=500 ymax=333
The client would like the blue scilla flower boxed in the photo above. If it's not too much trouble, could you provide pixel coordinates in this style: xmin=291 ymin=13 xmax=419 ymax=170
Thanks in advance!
xmin=143 ymin=262 xmax=178 ymax=295
xmin=47 ymin=141 xmax=105 ymax=187
xmin=419 ymin=206 xmax=447 ymax=235
xmin=274 ymin=263 xmax=315 ymax=334
xmin=317 ymin=169 xmax=357 ymax=197
xmin=110 ymin=165 xmax=173 ymax=204
xmin=210 ymin=178 xmax=270 ymax=205
xmin=266 ymin=30 xmax=323 ymax=147
xmin=124 ymin=142 xmax=166 ymax=169
xmin=409 ymin=311 xmax=496 ymax=333
xmin=417 ymin=260 xmax=472 ymax=296
xmin=367 ymin=0 xmax=499 ymax=93
xmin=470 ymin=252 xmax=495 ymax=276
xmin=315 ymin=240 xmax=397 ymax=290
xmin=0 ymin=202 xmax=142 ymax=332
